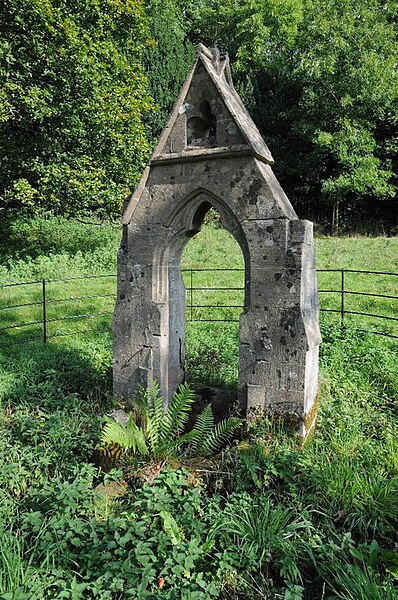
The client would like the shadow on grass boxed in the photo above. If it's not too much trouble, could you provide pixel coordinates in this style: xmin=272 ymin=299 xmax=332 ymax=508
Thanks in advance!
xmin=0 ymin=332 xmax=113 ymax=412
xmin=0 ymin=333 xmax=115 ymax=474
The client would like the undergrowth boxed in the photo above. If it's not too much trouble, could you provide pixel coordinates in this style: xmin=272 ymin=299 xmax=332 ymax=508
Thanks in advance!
xmin=0 ymin=322 xmax=396 ymax=598
xmin=0 ymin=214 xmax=397 ymax=598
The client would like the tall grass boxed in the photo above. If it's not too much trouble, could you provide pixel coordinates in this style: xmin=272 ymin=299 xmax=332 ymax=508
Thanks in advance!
xmin=0 ymin=524 xmax=56 ymax=595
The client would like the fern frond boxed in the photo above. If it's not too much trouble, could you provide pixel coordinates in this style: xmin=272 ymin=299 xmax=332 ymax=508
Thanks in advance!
xmin=145 ymin=413 xmax=160 ymax=457
xmin=100 ymin=418 xmax=128 ymax=449
xmin=188 ymin=404 xmax=214 ymax=455
xmin=161 ymin=383 xmax=195 ymax=442
xmin=153 ymin=384 xmax=165 ymax=424
xmin=127 ymin=417 xmax=148 ymax=456
xmin=160 ymin=429 xmax=199 ymax=460
xmin=100 ymin=416 xmax=148 ymax=456
xmin=198 ymin=417 xmax=242 ymax=457
xmin=141 ymin=381 xmax=163 ymax=420
xmin=134 ymin=381 xmax=164 ymax=454
xmin=130 ymin=394 xmax=149 ymax=428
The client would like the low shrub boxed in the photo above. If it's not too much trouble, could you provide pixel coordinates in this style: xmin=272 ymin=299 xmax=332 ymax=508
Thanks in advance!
xmin=2 ymin=467 xmax=222 ymax=599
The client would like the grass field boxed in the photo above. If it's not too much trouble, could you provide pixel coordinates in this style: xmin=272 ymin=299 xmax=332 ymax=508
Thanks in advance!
xmin=0 ymin=214 xmax=397 ymax=598
xmin=1 ymin=214 xmax=397 ymax=352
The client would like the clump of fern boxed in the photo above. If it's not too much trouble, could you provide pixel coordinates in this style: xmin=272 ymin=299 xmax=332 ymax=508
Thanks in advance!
xmin=98 ymin=381 xmax=242 ymax=464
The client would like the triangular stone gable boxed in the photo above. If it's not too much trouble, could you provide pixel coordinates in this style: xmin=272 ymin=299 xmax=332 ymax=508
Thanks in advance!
xmin=123 ymin=44 xmax=297 ymax=226
xmin=151 ymin=44 xmax=273 ymax=162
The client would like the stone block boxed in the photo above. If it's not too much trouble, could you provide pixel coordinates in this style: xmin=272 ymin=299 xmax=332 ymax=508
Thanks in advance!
xmin=247 ymin=384 xmax=267 ymax=411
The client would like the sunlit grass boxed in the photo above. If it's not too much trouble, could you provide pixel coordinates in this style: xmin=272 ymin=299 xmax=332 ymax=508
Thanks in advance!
xmin=0 ymin=215 xmax=397 ymax=349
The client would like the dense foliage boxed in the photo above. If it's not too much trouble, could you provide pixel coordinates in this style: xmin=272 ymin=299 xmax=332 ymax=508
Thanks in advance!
xmin=1 ymin=0 xmax=396 ymax=220
xmin=187 ymin=0 xmax=397 ymax=207
xmin=1 ymin=324 xmax=397 ymax=597
xmin=0 ymin=0 xmax=153 ymax=217
xmin=144 ymin=0 xmax=194 ymax=138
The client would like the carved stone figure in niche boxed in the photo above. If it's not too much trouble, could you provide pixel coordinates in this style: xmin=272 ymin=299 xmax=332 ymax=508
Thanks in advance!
xmin=113 ymin=43 xmax=321 ymax=437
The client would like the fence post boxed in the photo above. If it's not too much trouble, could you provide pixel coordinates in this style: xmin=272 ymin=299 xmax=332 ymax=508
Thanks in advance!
xmin=341 ymin=269 xmax=345 ymax=329
xmin=190 ymin=269 xmax=193 ymax=322
xmin=42 ymin=278 xmax=47 ymax=343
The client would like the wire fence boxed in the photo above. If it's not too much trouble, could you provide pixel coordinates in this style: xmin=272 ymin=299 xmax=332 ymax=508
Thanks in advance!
xmin=0 ymin=268 xmax=397 ymax=348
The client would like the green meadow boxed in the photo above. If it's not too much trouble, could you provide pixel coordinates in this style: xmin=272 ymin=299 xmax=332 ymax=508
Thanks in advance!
xmin=1 ymin=214 xmax=397 ymax=348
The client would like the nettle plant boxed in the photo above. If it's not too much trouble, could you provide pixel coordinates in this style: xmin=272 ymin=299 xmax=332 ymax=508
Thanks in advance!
xmin=98 ymin=382 xmax=242 ymax=464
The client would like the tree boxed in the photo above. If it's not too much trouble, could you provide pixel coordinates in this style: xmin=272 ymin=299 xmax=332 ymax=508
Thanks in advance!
xmin=144 ymin=0 xmax=195 ymax=138
xmin=0 ymin=0 xmax=153 ymax=217
xmin=295 ymin=0 xmax=397 ymax=204
xmin=186 ymin=0 xmax=397 ymax=208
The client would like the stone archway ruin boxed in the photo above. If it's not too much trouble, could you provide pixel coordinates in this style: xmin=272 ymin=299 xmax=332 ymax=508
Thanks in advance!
xmin=113 ymin=44 xmax=321 ymax=436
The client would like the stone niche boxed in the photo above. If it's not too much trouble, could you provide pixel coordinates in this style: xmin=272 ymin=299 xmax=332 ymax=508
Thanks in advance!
xmin=113 ymin=44 xmax=321 ymax=436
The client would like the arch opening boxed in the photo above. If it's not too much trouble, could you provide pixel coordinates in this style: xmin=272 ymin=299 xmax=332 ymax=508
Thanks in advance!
xmin=154 ymin=189 xmax=250 ymax=404
xmin=180 ymin=204 xmax=245 ymax=391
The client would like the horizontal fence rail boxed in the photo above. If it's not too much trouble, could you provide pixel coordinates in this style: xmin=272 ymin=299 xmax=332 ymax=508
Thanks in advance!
xmin=0 ymin=269 xmax=397 ymax=348
xmin=183 ymin=268 xmax=398 ymax=339
xmin=0 ymin=274 xmax=117 ymax=347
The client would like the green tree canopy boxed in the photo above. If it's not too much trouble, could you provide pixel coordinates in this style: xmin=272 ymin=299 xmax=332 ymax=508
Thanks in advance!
xmin=0 ymin=0 xmax=153 ymax=217
xmin=295 ymin=0 xmax=397 ymax=203
xmin=1 ymin=0 xmax=396 ymax=218
xmin=144 ymin=0 xmax=195 ymax=138
xmin=187 ymin=0 xmax=397 ymax=206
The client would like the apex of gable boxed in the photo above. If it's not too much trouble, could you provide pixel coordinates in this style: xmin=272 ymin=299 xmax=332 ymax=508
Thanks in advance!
xmin=196 ymin=43 xmax=234 ymax=84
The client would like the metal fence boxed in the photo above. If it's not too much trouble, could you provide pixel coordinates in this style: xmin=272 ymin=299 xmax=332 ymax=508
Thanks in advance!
xmin=0 ymin=274 xmax=116 ymax=348
xmin=0 ymin=268 xmax=397 ymax=348
xmin=184 ymin=268 xmax=398 ymax=339
xmin=316 ymin=269 xmax=398 ymax=338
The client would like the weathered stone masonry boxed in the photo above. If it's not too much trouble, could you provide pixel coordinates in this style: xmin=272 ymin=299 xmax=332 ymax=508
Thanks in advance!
xmin=113 ymin=44 xmax=321 ymax=436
